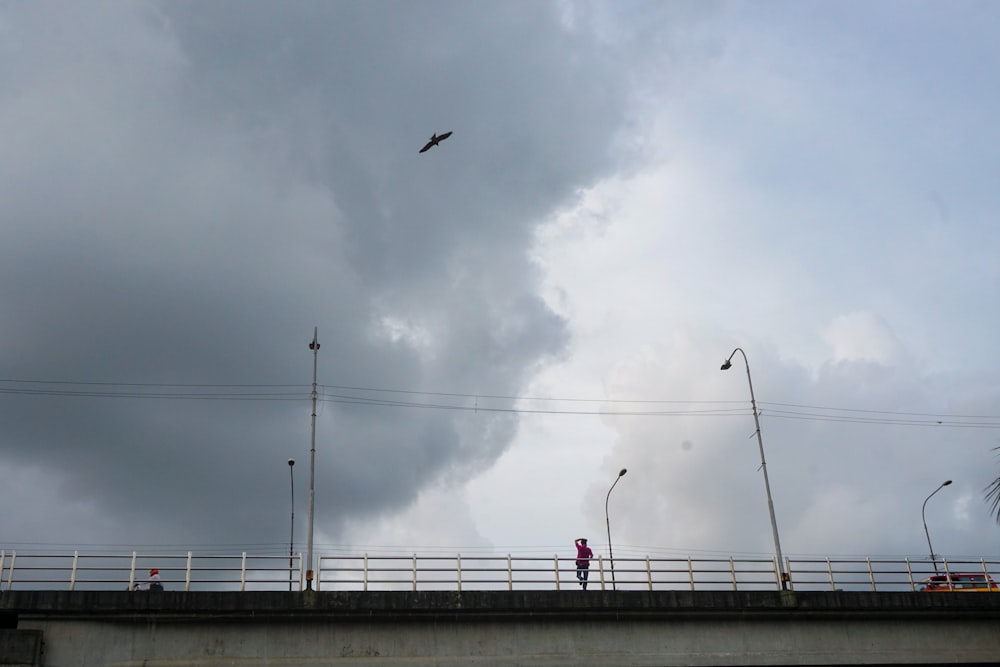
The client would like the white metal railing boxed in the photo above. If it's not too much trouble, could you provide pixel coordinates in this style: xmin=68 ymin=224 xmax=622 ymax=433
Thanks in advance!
xmin=0 ymin=550 xmax=304 ymax=592
xmin=2 ymin=549 xmax=997 ymax=593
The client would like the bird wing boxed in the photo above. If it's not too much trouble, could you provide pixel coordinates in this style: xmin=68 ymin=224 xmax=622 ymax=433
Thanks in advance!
xmin=418 ymin=131 xmax=452 ymax=153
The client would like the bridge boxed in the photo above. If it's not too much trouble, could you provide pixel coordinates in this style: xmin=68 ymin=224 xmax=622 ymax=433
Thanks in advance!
xmin=2 ymin=551 xmax=999 ymax=666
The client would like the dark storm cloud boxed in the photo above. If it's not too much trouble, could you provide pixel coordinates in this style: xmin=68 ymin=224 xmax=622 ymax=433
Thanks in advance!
xmin=0 ymin=1 xmax=634 ymax=550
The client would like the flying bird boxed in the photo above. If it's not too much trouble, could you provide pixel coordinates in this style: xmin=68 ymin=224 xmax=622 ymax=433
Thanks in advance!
xmin=419 ymin=131 xmax=453 ymax=153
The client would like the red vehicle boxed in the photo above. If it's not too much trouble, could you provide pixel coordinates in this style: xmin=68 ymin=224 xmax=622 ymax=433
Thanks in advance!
xmin=917 ymin=573 xmax=999 ymax=592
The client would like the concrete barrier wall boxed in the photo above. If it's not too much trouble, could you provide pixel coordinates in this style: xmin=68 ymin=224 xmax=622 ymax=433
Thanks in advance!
xmin=4 ymin=590 xmax=1000 ymax=666
xmin=0 ymin=629 xmax=42 ymax=667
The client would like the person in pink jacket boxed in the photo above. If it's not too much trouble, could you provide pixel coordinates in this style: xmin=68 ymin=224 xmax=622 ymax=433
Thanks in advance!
xmin=575 ymin=538 xmax=593 ymax=589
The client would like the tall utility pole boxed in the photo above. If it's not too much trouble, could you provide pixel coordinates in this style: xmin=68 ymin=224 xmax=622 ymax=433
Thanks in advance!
xmin=605 ymin=468 xmax=627 ymax=591
xmin=721 ymin=347 xmax=788 ymax=590
xmin=288 ymin=458 xmax=295 ymax=591
xmin=922 ymin=479 xmax=952 ymax=574
xmin=306 ymin=327 xmax=320 ymax=589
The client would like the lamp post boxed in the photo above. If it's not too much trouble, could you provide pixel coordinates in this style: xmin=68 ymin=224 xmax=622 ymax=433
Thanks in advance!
xmin=605 ymin=468 xmax=627 ymax=591
xmin=288 ymin=458 xmax=295 ymax=591
xmin=306 ymin=328 xmax=320 ymax=590
xmin=721 ymin=347 xmax=788 ymax=590
xmin=922 ymin=479 xmax=952 ymax=574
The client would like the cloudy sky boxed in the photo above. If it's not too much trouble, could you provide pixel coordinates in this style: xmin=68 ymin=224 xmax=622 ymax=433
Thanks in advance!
xmin=2 ymin=1 xmax=999 ymax=580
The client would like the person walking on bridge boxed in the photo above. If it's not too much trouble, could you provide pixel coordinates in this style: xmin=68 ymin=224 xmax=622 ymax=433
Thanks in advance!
xmin=574 ymin=538 xmax=593 ymax=589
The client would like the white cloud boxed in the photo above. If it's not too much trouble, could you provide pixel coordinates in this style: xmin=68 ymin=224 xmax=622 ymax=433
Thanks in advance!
xmin=823 ymin=312 xmax=904 ymax=365
xmin=460 ymin=2 xmax=1000 ymax=566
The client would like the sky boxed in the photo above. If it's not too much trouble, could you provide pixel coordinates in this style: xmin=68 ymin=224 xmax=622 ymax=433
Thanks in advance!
xmin=2 ymin=1 xmax=999 ymax=579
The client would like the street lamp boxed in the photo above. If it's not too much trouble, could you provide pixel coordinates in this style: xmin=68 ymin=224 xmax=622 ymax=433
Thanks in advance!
xmin=605 ymin=468 xmax=627 ymax=591
xmin=721 ymin=347 xmax=788 ymax=590
xmin=306 ymin=328 xmax=320 ymax=590
xmin=922 ymin=479 xmax=952 ymax=574
xmin=288 ymin=458 xmax=295 ymax=591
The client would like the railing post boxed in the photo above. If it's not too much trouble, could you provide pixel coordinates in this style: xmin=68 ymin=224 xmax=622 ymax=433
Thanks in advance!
xmin=129 ymin=552 xmax=137 ymax=591
xmin=730 ymin=557 xmax=737 ymax=591
xmin=826 ymin=558 xmax=835 ymax=591
xmin=0 ymin=550 xmax=5 ymax=591
xmin=905 ymin=558 xmax=914 ymax=591
xmin=457 ymin=554 xmax=462 ymax=592
xmin=70 ymin=551 xmax=79 ymax=591
xmin=412 ymin=553 xmax=417 ymax=592
xmin=866 ymin=557 xmax=875 ymax=592
xmin=688 ymin=557 xmax=695 ymax=591
xmin=942 ymin=558 xmax=953 ymax=590
xmin=597 ymin=555 xmax=606 ymax=590
xmin=240 ymin=552 xmax=248 ymax=592
xmin=185 ymin=552 xmax=193 ymax=592
xmin=363 ymin=554 xmax=369 ymax=592
xmin=645 ymin=556 xmax=652 ymax=591
xmin=550 ymin=554 xmax=557 ymax=591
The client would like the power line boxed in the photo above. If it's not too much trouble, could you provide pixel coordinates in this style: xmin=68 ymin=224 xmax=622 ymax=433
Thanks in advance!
xmin=0 ymin=379 xmax=308 ymax=388
xmin=0 ymin=388 xmax=308 ymax=401
xmin=760 ymin=401 xmax=1000 ymax=420
xmin=764 ymin=411 xmax=1000 ymax=429
xmin=321 ymin=383 xmax=744 ymax=405
xmin=1 ymin=378 xmax=998 ymax=428
xmin=0 ymin=378 xmax=310 ymax=400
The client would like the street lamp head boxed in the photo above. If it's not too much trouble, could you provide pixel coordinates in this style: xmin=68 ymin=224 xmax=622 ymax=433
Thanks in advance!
xmin=720 ymin=360 xmax=732 ymax=371
xmin=943 ymin=480 xmax=952 ymax=486
xmin=618 ymin=468 xmax=627 ymax=477
xmin=288 ymin=459 xmax=295 ymax=467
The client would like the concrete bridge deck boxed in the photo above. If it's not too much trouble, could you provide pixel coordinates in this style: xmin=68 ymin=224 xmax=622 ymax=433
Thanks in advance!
xmin=3 ymin=589 xmax=1000 ymax=666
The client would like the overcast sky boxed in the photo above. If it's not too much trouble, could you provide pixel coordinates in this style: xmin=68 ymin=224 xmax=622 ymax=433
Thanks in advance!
xmin=2 ymin=1 xmax=999 ymax=578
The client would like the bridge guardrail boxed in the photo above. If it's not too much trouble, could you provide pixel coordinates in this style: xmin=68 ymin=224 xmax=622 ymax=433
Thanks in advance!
xmin=0 ymin=550 xmax=304 ymax=592
xmin=2 ymin=549 xmax=997 ymax=593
